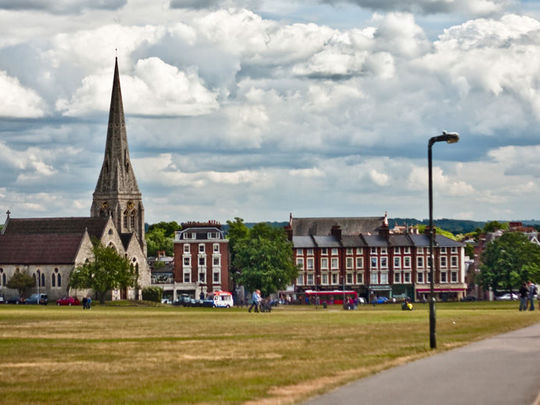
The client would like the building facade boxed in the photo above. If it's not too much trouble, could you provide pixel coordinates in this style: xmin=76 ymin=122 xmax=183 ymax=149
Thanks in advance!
xmin=169 ymin=221 xmax=230 ymax=300
xmin=287 ymin=214 xmax=466 ymax=302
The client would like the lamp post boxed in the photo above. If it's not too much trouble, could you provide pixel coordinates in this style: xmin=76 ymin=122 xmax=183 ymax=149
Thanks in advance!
xmin=428 ymin=131 xmax=459 ymax=349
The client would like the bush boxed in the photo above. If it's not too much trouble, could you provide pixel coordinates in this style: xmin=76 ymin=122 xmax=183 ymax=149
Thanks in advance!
xmin=142 ymin=287 xmax=163 ymax=302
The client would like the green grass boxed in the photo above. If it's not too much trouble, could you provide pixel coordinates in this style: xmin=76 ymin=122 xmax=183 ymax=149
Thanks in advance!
xmin=1 ymin=302 xmax=539 ymax=404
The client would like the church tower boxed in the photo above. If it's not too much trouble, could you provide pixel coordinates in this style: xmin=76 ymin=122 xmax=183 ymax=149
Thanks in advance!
xmin=91 ymin=58 xmax=146 ymax=253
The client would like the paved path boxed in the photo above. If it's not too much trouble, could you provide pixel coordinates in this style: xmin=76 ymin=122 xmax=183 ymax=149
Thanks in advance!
xmin=304 ymin=322 xmax=540 ymax=405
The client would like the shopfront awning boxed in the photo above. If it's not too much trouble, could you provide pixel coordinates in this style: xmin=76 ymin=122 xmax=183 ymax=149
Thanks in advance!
xmin=369 ymin=286 xmax=392 ymax=291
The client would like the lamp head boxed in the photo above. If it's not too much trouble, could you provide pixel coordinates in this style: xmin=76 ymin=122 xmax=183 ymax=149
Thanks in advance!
xmin=442 ymin=131 xmax=459 ymax=144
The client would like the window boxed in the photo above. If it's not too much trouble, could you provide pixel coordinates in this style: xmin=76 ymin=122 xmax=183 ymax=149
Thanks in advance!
xmin=41 ymin=273 xmax=45 ymax=287
xmin=451 ymin=247 xmax=458 ymax=254
xmin=346 ymin=257 xmax=353 ymax=269
xmin=57 ymin=273 xmax=61 ymax=287
xmin=441 ymin=247 xmax=447 ymax=253
xmin=123 ymin=210 xmax=128 ymax=229
xmin=331 ymin=273 xmax=339 ymax=285
xmin=394 ymin=272 xmax=401 ymax=283
xmin=307 ymin=258 xmax=314 ymax=270
xmin=51 ymin=271 xmax=55 ymax=287
xmin=346 ymin=248 xmax=353 ymax=255
xmin=213 ymin=256 xmax=220 ymax=266
xmin=417 ymin=247 xmax=424 ymax=253
xmin=404 ymin=247 xmax=411 ymax=254
xmin=198 ymin=257 xmax=205 ymax=266
xmin=183 ymin=244 xmax=190 ymax=254
xmin=321 ymin=248 xmax=328 ymax=256
xmin=357 ymin=272 xmax=364 ymax=284
xmin=404 ymin=257 xmax=411 ymax=268
xmin=370 ymin=247 xmax=377 ymax=254
xmin=356 ymin=248 xmax=363 ymax=254
xmin=199 ymin=271 xmax=205 ymax=283
xmin=346 ymin=273 xmax=353 ymax=284
xmin=199 ymin=244 xmax=205 ymax=253
xmin=451 ymin=271 xmax=458 ymax=283
xmin=296 ymin=258 xmax=304 ymax=269
xmin=307 ymin=273 xmax=314 ymax=285
xmin=370 ymin=257 xmax=378 ymax=269
xmin=417 ymin=256 xmax=424 ymax=268
xmin=331 ymin=248 xmax=338 ymax=256
xmin=417 ymin=272 xmax=424 ymax=283
xmin=213 ymin=244 xmax=219 ymax=253
xmin=0 ymin=269 xmax=4 ymax=286
xmin=321 ymin=274 xmax=328 ymax=285
xmin=356 ymin=257 xmax=364 ymax=269
xmin=404 ymin=272 xmax=411 ymax=283
xmin=213 ymin=270 xmax=220 ymax=283
xmin=331 ymin=258 xmax=339 ymax=269
xmin=130 ymin=212 xmax=135 ymax=229
xmin=370 ymin=272 xmax=378 ymax=284
xmin=184 ymin=271 xmax=191 ymax=283
xmin=380 ymin=257 xmax=388 ymax=269
xmin=183 ymin=257 xmax=191 ymax=266
xmin=296 ymin=248 xmax=304 ymax=256
xmin=381 ymin=247 xmax=387 ymax=255
xmin=380 ymin=272 xmax=388 ymax=284
xmin=427 ymin=272 xmax=432 ymax=283
xmin=321 ymin=258 xmax=328 ymax=269
xmin=208 ymin=232 xmax=219 ymax=239
xmin=394 ymin=257 xmax=401 ymax=269
xmin=440 ymin=256 xmax=447 ymax=268
xmin=451 ymin=256 xmax=458 ymax=268
xmin=296 ymin=274 xmax=303 ymax=285
xmin=394 ymin=247 xmax=400 ymax=254
xmin=440 ymin=271 xmax=447 ymax=283
xmin=307 ymin=249 xmax=314 ymax=256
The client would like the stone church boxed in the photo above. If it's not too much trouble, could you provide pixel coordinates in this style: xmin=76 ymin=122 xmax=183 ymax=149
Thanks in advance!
xmin=0 ymin=58 xmax=150 ymax=301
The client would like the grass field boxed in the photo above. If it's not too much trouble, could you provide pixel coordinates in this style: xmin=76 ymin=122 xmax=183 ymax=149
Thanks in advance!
xmin=1 ymin=301 xmax=539 ymax=404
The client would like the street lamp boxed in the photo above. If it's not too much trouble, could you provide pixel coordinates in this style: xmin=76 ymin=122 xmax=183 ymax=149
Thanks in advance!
xmin=428 ymin=131 xmax=459 ymax=349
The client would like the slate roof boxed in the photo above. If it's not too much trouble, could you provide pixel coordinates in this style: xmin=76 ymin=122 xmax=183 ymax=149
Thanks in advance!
xmin=0 ymin=233 xmax=84 ymax=264
xmin=292 ymin=236 xmax=316 ymax=248
xmin=409 ymin=234 xmax=463 ymax=248
xmin=362 ymin=234 xmax=388 ymax=247
xmin=312 ymin=235 xmax=341 ymax=248
xmin=291 ymin=217 xmax=384 ymax=236
xmin=3 ymin=217 xmax=108 ymax=240
xmin=389 ymin=234 xmax=413 ymax=247
xmin=341 ymin=235 xmax=366 ymax=248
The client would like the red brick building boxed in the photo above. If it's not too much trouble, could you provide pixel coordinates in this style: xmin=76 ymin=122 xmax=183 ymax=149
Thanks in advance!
xmin=173 ymin=221 xmax=230 ymax=298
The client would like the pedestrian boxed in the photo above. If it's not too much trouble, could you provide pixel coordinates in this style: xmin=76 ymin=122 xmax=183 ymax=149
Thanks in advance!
xmin=519 ymin=282 xmax=529 ymax=311
xmin=82 ymin=296 xmax=87 ymax=310
xmin=248 ymin=289 xmax=260 ymax=313
xmin=528 ymin=281 xmax=537 ymax=311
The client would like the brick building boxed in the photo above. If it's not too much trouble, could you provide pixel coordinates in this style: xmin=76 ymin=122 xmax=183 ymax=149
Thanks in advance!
xmin=173 ymin=221 xmax=230 ymax=299
xmin=287 ymin=213 xmax=466 ymax=302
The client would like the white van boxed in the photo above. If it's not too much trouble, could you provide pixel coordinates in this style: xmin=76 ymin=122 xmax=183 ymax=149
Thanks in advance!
xmin=212 ymin=291 xmax=234 ymax=308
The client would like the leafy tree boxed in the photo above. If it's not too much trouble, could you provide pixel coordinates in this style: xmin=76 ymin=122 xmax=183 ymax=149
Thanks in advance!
xmin=483 ymin=221 xmax=509 ymax=233
xmin=70 ymin=240 xmax=136 ymax=304
xmin=7 ymin=270 xmax=35 ymax=297
xmin=146 ymin=228 xmax=174 ymax=257
xmin=142 ymin=286 xmax=163 ymax=302
xmin=232 ymin=222 xmax=298 ymax=297
xmin=479 ymin=232 xmax=540 ymax=294
xmin=147 ymin=221 xmax=180 ymax=237
xmin=464 ymin=243 xmax=475 ymax=258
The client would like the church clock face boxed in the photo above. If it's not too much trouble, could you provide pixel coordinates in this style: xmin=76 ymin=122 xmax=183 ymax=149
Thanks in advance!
xmin=101 ymin=201 xmax=109 ymax=209
xmin=127 ymin=201 xmax=134 ymax=210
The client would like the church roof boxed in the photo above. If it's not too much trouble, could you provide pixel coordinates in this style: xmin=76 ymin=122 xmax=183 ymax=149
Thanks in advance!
xmin=93 ymin=57 xmax=140 ymax=196
xmin=291 ymin=216 xmax=384 ymax=236
xmin=3 ymin=217 xmax=108 ymax=240
xmin=0 ymin=233 xmax=85 ymax=264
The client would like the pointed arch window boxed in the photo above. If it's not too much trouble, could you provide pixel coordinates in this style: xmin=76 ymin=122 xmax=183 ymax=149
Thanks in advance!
xmin=130 ymin=211 xmax=136 ymax=229
xmin=123 ymin=210 xmax=129 ymax=229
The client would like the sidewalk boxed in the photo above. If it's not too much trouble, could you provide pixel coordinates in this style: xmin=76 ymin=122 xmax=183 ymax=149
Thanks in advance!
xmin=304 ymin=322 xmax=540 ymax=405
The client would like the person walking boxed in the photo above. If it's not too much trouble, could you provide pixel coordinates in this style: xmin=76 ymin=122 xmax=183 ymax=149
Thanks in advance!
xmin=519 ymin=282 xmax=529 ymax=311
xmin=528 ymin=281 xmax=537 ymax=311
xmin=248 ymin=289 xmax=261 ymax=313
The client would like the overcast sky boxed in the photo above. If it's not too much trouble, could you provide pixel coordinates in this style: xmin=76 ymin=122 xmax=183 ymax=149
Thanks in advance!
xmin=0 ymin=0 xmax=539 ymax=225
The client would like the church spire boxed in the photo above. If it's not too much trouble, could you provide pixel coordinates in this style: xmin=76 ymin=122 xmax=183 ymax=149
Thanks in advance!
xmin=91 ymin=58 xmax=145 ymax=252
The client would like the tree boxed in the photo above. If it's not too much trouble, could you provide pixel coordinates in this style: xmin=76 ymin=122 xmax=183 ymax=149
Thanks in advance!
xmin=232 ymin=222 xmax=298 ymax=297
xmin=479 ymin=232 xmax=540 ymax=294
xmin=70 ymin=240 xmax=136 ymax=304
xmin=483 ymin=221 xmax=509 ymax=233
xmin=7 ymin=270 xmax=35 ymax=297
xmin=146 ymin=228 xmax=174 ymax=257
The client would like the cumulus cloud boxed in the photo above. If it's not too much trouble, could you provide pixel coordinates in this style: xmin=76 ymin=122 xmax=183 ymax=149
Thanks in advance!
xmin=0 ymin=0 xmax=126 ymax=14
xmin=0 ymin=71 xmax=46 ymax=118
xmin=319 ymin=0 xmax=515 ymax=16
xmin=56 ymin=57 xmax=219 ymax=116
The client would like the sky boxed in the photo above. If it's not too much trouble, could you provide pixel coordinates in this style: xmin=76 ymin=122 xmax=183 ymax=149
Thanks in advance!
xmin=0 ymin=0 xmax=539 ymax=225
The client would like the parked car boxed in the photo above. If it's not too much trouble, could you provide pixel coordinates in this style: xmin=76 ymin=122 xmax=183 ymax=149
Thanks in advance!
xmin=496 ymin=293 xmax=518 ymax=301
xmin=0 ymin=294 xmax=5 ymax=304
xmin=161 ymin=298 xmax=172 ymax=305
xmin=24 ymin=293 xmax=48 ymax=305
xmin=460 ymin=296 xmax=477 ymax=302
xmin=56 ymin=296 xmax=80 ymax=306
xmin=374 ymin=296 xmax=389 ymax=304
xmin=6 ymin=296 xmax=22 ymax=304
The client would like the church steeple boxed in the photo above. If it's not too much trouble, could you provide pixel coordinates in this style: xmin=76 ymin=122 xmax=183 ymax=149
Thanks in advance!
xmin=91 ymin=58 xmax=145 ymax=252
